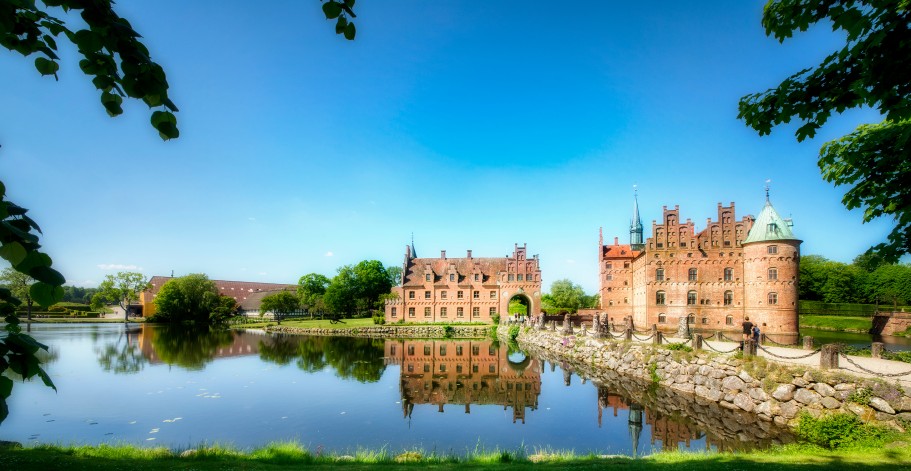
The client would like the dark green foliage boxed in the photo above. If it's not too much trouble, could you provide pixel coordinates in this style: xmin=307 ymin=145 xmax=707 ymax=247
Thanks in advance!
xmin=508 ymin=325 xmax=520 ymax=341
xmin=799 ymin=253 xmax=911 ymax=305
xmin=150 ymin=274 xmax=228 ymax=324
xmin=322 ymin=260 xmax=392 ymax=317
xmin=665 ymin=343 xmax=693 ymax=352
xmin=795 ymin=412 xmax=894 ymax=449
xmin=150 ymin=325 xmax=234 ymax=370
xmin=372 ymin=315 xmax=385 ymax=325
xmin=258 ymin=335 xmax=386 ymax=383
xmin=739 ymin=1 xmax=911 ymax=262
xmin=259 ymin=290 xmax=300 ymax=324
xmin=442 ymin=325 xmax=454 ymax=338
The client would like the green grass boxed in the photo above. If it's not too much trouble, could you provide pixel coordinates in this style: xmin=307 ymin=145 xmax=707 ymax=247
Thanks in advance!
xmin=799 ymin=315 xmax=871 ymax=332
xmin=276 ymin=318 xmax=380 ymax=329
xmin=1 ymin=441 xmax=910 ymax=470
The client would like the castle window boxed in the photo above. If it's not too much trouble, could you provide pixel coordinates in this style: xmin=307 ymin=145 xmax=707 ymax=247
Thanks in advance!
xmin=456 ymin=345 xmax=463 ymax=356
xmin=656 ymin=291 xmax=666 ymax=305
xmin=768 ymin=268 xmax=778 ymax=281
xmin=457 ymin=307 xmax=464 ymax=317
xmin=517 ymin=274 xmax=524 ymax=281
xmin=391 ymin=308 xmax=397 ymax=318
xmin=424 ymin=345 xmax=431 ymax=355
xmin=472 ymin=345 xmax=480 ymax=355
xmin=768 ymin=223 xmax=778 ymax=233
xmin=424 ymin=307 xmax=431 ymax=317
xmin=701 ymin=317 xmax=708 ymax=324
xmin=473 ymin=291 xmax=479 ymax=299
xmin=439 ymin=364 xmax=446 ymax=372
xmin=425 ymin=291 xmax=431 ymax=299
xmin=489 ymin=307 xmax=496 ymax=316
xmin=624 ymin=262 xmax=630 ymax=268
xmin=473 ymin=364 xmax=479 ymax=373
xmin=472 ymin=307 xmax=480 ymax=317
xmin=688 ymin=268 xmax=697 ymax=281
xmin=440 ymin=307 xmax=447 ymax=318
xmin=408 ymin=345 xmax=414 ymax=355
xmin=768 ymin=245 xmax=778 ymax=255
xmin=423 ymin=364 xmax=430 ymax=372
xmin=687 ymin=313 xmax=695 ymax=324
xmin=606 ymin=274 xmax=613 ymax=281
xmin=658 ymin=313 xmax=667 ymax=323
xmin=449 ymin=273 xmax=455 ymax=282
xmin=458 ymin=290 xmax=464 ymax=299
xmin=606 ymin=262 xmax=613 ymax=269
xmin=608 ymin=300 xmax=614 ymax=306
xmin=474 ymin=274 xmax=479 ymax=281
xmin=657 ymin=242 xmax=664 ymax=248
xmin=724 ymin=240 xmax=731 ymax=247
xmin=508 ymin=274 xmax=515 ymax=282
xmin=726 ymin=315 xmax=734 ymax=326
xmin=768 ymin=292 xmax=778 ymax=305
xmin=489 ymin=291 xmax=496 ymax=299
xmin=656 ymin=268 xmax=665 ymax=281
xmin=724 ymin=268 xmax=733 ymax=281
xmin=456 ymin=365 xmax=462 ymax=373
xmin=425 ymin=273 xmax=431 ymax=282
xmin=440 ymin=345 xmax=447 ymax=356
xmin=409 ymin=307 xmax=415 ymax=317
xmin=409 ymin=291 xmax=415 ymax=299
xmin=624 ymin=297 xmax=629 ymax=304
xmin=724 ymin=291 xmax=733 ymax=306
xmin=441 ymin=291 xmax=447 ymax=299
xmin=687 ymin=291 xmax=697 ymax=305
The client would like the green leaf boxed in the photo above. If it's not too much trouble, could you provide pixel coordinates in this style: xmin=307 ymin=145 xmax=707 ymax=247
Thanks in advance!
xmin=344 ymin=0 xmax=356 ymax=7
xmin=0 ymin=242 xmax=27 ymax=266
xmin=151 ymin=111 xmax=179 ymax=140
xmin=336 ymin=16 xmax=348 ymax=34
xmin=323 ymin=1 xmax=343 ymax=19
xmin=73 ymin=29 xmax=103 ymax=53
xmin=344 ymin=22 xmax=356 ymax=40
xmin=30 ymin=266 xmax=66 ymax=286
xmin=101 ymin=92 xmax=123 ymax=117
xmin=15 ymin=251 xmax=52 ymax=274
xmin=36 ymin=367 xmax=56 ymax=392
xmin=34 ymin=57 xmax=59 ymax=76
xmin=30 ymin=282 xmax=64 ymax=308
xmin=0 ymin=376 xmax=12 ymax=399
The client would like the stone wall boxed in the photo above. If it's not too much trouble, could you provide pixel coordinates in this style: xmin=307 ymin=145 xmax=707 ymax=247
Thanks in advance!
xmin=511 ymin=326 xmax=911 ymax=430
xmin=267 ymin=324 xmax=492 ymax=339
xmin=873 ymin=312 xmax=911 ymax=336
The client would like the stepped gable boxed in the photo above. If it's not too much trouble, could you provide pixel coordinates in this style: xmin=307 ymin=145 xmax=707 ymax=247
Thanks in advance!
xmin=402 ymin=257 xmax=505 ymax=287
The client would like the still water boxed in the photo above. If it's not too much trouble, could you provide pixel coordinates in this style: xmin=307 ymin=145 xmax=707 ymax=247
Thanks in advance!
xmin=2 ymin=324 xmax=788 ymax=455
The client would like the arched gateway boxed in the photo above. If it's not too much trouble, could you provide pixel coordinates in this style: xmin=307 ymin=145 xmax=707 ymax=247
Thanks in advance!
xmin=384 ymin=243 xmax=542 ymax=324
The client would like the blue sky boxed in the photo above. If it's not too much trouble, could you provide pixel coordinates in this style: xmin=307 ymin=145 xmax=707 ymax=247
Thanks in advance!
xmin=0 ymin=1 xmax=892 ymax=293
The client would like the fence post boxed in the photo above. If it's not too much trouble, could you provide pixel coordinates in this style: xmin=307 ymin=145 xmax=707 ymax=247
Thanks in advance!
xmin=716 ymin=331 xmax=723 ymax=341
xmin=803 ymin=336 xmax=814 ymax=350
xmin=744 ymin=339 xmax=754 ymax=357
xmin=625 ymin=328 xmax=632 ymax=341
xmin=871 ymin=342 xmax=884 ymax=359
xmin=654 ymin=331 xmax=662 ymax=345
xmin=694 ymin=334 xmax=703 ymax=351
xmin=820 ymin=344 xmax=839 ymax=369
xmin=760 ymin=333 xmax=766 ymax=345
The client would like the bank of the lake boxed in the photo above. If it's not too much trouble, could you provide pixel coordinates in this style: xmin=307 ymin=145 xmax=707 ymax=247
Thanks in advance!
xmin=1 ymin=442 xmax=909 ymax=470
xmin=799 ymin=315 xmax=872 ymax=333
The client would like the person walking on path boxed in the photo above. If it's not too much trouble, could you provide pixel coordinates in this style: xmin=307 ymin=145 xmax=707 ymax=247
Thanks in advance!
xmin=741 ymin=317 xmax=754 ymax=351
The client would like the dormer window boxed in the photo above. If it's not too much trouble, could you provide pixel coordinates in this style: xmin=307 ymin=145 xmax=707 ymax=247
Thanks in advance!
xmin=767 ymin=223 xmax=778 ymax=233
xmin=425 ymin=273 xmax=431 ymax=282
xmin=449 ymin=273 xmax=455 ymax=282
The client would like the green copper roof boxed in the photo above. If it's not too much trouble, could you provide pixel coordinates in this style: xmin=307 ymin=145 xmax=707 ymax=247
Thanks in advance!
xmin=743 ymin=201 xmax=798 ymax=244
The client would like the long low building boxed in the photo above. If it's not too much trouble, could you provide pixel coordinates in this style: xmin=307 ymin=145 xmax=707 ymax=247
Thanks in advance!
xmin=139 ymin=276 xmax=296 ymax=317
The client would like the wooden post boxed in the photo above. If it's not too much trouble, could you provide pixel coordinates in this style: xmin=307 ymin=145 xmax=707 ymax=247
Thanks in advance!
xmin=744 ymin=339 xmax=754 ymax=357
xmin=871 ymin=342 xmax=884 ymax=359
xmin=820 ymin=344 xmax=839 ymax=369
xmin=694 ymin=334 xmax=703 ymax=351
xmin=654 ymin=331 xmax=663 ymax=345
xmin=803 ymin=336 xmax=814 ymax=350
xmin=625 ymin=328 xmax=632 ymax=341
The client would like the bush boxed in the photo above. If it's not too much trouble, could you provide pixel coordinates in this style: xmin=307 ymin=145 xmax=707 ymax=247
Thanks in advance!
xmin=48 ymin=305 xmax=68 ymax=312
xmin=508 ymin=325 xmax=520 ymax=341
xmin=372 ymin=315 xmax=385 ymax=325
xmin=795 ymin=412 xmax=895 ymax=449
xmin=491 ymin=313 xmax=500 ymax=325
xmin=442 ymin=325 xmax=454 ymax=338
xmin=665 ymin=342 xmax=693 ymax=352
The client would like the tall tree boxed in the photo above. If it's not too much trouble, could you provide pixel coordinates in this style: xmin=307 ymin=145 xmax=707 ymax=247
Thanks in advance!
xmin=0 ymin=267 xmax=35 ymax=321
xmin=297 ymin=273 xmax=331 ymax=318
xmin=91 ymin=272 xmax=148 ymax=323
xmin=548 ymin=279 xmax=586 ymax=312
xmin=386 ymin=265 xmax=403 ymax=287
xmin=151 ymin=274 xmax=225 ymax=324
xmin=739 ymin=1 xmax=911 ymax=262
xmin=260 ymin=290 xmax=300 ymax=325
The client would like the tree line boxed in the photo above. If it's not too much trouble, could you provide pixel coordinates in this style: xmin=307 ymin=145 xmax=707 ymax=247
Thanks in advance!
xmin=800 ymin=253 xmax=911 ymax=307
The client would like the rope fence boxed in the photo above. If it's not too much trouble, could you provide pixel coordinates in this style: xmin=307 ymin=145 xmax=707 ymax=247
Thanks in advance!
xmin=757 ymin=344 xmax=821 ymax=360
xmin=702 ymin=340 xmax=742 ymax=354
xmin=838 ymin=353 xmax=911 ymax=378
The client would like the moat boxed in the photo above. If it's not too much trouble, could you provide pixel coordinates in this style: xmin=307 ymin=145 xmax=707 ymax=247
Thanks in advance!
xmin=0 ymin=324 xmax=801 ymax=455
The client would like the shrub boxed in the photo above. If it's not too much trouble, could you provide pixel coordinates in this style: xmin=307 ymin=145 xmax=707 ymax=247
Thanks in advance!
xmin=48 ymin=305 xmax=68 ymax=312
xmin=442 ymin=325 xmax=454 ymax=338
xmin=372 ymin=315 xmax=385 ymax=325
xmin=795 ymin=412 xmax=895 ymax=449
xmin=848 ymin=387 xmax=873 ymax=405
xmin=665 ymin=342 xmax=692 ymax=352
xmin=491 ymin=313 xmax=500 ymax=325
xmin=508 ymin=325 xmax=520 ymax=341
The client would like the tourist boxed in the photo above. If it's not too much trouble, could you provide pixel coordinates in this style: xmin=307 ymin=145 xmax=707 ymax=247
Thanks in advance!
xmin=741 ymin=316 xmax=754 ymax=350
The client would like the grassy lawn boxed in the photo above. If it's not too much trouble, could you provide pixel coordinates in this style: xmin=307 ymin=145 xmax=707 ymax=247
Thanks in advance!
xmin=799 ymin=315 xmax=871 ymax=332
xmin=0 ymin=442 xmax=909 ymax=470
xmin=276 ymin=317 xmax=378 ymax=329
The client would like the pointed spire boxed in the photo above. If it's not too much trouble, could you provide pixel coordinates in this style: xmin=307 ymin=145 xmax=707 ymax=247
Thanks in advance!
xmin=630 ymin=185 xmax=644 ymax=249
xmin=410 ymin=233 xmax=417 ymax=259
xmin=765 ymin=179 xmax=771 ymax=203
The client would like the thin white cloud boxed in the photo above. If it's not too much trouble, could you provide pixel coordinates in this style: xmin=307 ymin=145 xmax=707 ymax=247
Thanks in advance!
xmin=98 ymin=264 xmax=142 ymax=271
xmin=566 ymin=259 xmax=576 ymax=264
xmin=325 ymin=251 xmax=334 ymax=257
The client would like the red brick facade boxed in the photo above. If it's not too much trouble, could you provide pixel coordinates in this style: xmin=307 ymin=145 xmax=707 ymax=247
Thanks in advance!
xmin=600 ymin=200 xmax=800 ymax=335
xmin=384 ymin=244 xmax=542 ymax=324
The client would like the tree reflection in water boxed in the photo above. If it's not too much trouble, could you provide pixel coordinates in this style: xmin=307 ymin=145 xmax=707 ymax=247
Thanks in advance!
xmin=95 ymin=325 xmax=147 ymax=374
xmin=149 ymin=325 xmax=234 ymax=370
xmin=258 ymin=335 xmax=386 ymax=383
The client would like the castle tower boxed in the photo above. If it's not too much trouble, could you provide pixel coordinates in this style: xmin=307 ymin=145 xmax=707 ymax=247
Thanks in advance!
xmin=630 ymin=189 xmax=644 ymax=250
xmin=741 ymin=193 xmax=801 ymax=335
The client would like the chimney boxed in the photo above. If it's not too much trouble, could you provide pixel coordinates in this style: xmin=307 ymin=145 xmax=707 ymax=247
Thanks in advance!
xmin=614 ymin=237 xmax=619 ymax=245
xmin=441 ymin=250 xmax=446 ymax=259
xmin=467 ymin=249 xmax=472 ymax=258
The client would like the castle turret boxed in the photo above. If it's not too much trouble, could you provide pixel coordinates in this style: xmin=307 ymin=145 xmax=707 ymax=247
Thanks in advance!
xmin=742 ymin=195 xmax=801 ymax=335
